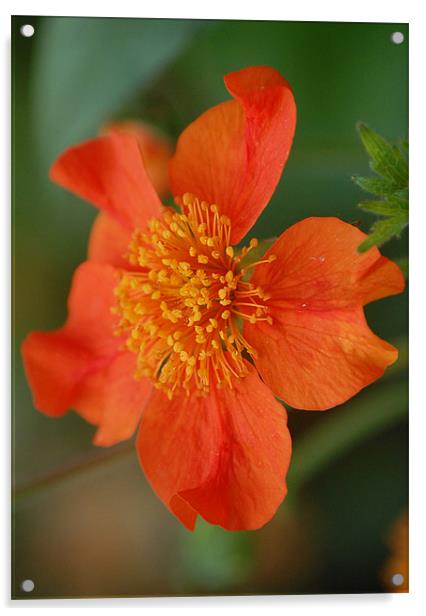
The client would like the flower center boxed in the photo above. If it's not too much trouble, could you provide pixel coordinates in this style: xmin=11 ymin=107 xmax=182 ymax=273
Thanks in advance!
xmin=113 ymin=193 xmax=275 ymax=398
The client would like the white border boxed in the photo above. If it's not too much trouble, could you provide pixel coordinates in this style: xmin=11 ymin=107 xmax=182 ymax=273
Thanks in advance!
xmin=0 ymin=0 xmax=415 ymax=22
xmin=3 ymin=0 xmax=426 ymax=614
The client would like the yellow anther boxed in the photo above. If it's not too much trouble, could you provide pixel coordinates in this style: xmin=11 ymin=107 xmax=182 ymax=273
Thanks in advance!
xmin=183 ymin=193 xmax=194 ymax=206
xmin=114 ymin=195 xmax=275 ymax=398
xmin=225 ymin=270 xmax=234 ymax=284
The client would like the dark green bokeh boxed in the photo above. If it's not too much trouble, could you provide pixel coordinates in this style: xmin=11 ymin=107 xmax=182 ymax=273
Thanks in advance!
xmin=12 ymin=16 xmax=408 ymax=598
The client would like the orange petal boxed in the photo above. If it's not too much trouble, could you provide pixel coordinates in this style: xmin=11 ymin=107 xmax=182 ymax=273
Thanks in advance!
xmin=22 ymin=262 xmax=150 ymax=444
xmin=169 ymin=66 xmax=296 ymax=243
xmin=50 ymin=131 xmax=162 ymax=231
xmin=74 ymin=352 xmax=152 ymax=447
xmin=251 ymin=217 xmax=405 ymax=310
xmin=245 ymin=217 xmax=404 ymax=410
xmin=102 ymin=121 xmax=172 ymax=197
xmin=22 ymin=262 xmax=119 ymax=415
xmin=87 ymin=123 xmax=171 ymax=267
xmin=137 ymin=362 xmax=291 ymax=531
xmin=245 ymin=308 xmax=398 ymax=410
xmin=21 ymin=328 xmax=96 ymax=416
xmin=87 ymin=211 xmax=132 ymax=268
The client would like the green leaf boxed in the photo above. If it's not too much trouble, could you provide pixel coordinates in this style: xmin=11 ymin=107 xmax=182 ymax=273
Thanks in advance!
xmin=32 ymin=17 xmax=204 ymax=168
xmin=353 ymin=123 xmax=408 ymax=252
xmin=357 ymin=123 xmax=408 ymax=186
xmin=358 ymin=197 xmax=407 ymax=216
xmin=353 ymin=175 xmax=400 ymax=196
xmin=358 ymin=215 xmax=408 ymax=253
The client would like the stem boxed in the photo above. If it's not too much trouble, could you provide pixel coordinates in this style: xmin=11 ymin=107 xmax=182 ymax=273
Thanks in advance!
xmin=13 ymin=442 xmax=134 ymax=502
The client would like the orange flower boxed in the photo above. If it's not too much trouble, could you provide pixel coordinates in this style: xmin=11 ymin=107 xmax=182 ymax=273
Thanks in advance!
xmin=21 ymin=66 xmax=404 ymax=531
xmin=381 ymin=510 xmax=409 ymax=592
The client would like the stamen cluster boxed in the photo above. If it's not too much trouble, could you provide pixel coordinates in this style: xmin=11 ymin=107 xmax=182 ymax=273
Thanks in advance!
xmin=114 ymin=193 xmax=275 ymax=398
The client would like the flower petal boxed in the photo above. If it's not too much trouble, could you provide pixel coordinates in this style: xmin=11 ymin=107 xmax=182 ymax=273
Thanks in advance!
xmin=74 ymin=352 xmax=152 ymax=447
xmin=87 ymin=122 xmax=171 ymax=267
xmin=137 ymin=363 xmax=291 ymax=531
xmin=87 ymin=212 xmax=132 ymax=268
xmin=244 ymin=217 xmax=404 ymax=410
xmin=245 ymin=308 xmax=398 ymax=410
xmin=22 ymin=262 xmax=151 ymax=444
xmin=102 ymin=120 xmax=172 ymax=197
xmin=251 ymin=217 xmax=405 ymax=310
xmin=50 ymin=131 xmax=163 ymax=230
xmin=21 ymin=328 xmax=96 ymax=417
xmin=169 ymin=66 xmax=296 ymax=243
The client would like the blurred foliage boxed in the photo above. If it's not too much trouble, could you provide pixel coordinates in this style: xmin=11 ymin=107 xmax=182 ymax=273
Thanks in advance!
xmin=353 ymin=123 xmax=408 ymax=252
xmin=12 ymin=16 xmax=408 ymax=598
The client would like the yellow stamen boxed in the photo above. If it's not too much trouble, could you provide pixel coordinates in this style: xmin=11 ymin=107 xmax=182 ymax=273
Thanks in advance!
xmin=114 ymin=193 xmax=274 ymax=397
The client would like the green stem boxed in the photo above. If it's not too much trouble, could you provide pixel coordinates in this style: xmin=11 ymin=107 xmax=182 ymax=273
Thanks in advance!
xmin=13 ymin=442 xmax=134 ymax=501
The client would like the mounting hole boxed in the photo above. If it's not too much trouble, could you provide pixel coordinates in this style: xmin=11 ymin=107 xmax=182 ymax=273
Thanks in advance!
xmin=21 ymin=579 xmax=35 ymax=593
xmin=392 ymin=573 xmax=404 ymax=586
xmin=391 ymin=31 xmax=404 ymax=45
xmin=20 ymin=24 xmax=35 ymax=38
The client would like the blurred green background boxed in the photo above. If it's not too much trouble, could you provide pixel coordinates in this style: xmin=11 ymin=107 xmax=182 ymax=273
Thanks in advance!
xmin=12 ymin=16 xmax=408 ymax=598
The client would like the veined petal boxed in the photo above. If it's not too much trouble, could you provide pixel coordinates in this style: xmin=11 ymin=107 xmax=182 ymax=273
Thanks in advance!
xmin=169 ymin=66 xmax=296 ymax=244
xmin=102 ymin=120 xmax=172 ymax=197
xmin=74 ymin=352 xmax=152 ymax=447
xmin=87 ymin=122 xmax=172 ymax=267
xmin=87 ymin=212 xmax=132 ymax=268
xmin=21 ymin=328 xmax=96 ymax=416
xmin=21 ymin=262 xmax=150 ymax=444
xmin=137 ymin=362 xmax=291 ymax=531
xmin=245 ymin=217 xmax=404 ymax=410
xmin=251 ymin=217 xmax=405 ymax=310
xmin=245 ymin=308 xmax=398 ymax=410
xmin=50 ymin=131 xmax=163 ymax=231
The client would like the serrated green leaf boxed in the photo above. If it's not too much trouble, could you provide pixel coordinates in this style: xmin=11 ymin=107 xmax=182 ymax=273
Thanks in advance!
xmin=357 ymin=123 xmax=408 ymax=187
xmin=359 ymin=196 xmax=407 ymax=216
xmin=353 ymin=175 xmax=399 ymax=196
xmin=358 ymin=214 xmax=408 ymax=252
xmin=359 ymin=201 xmax=399 ymax=216
xmin=353 ymin=123 xmax=408 ymax=252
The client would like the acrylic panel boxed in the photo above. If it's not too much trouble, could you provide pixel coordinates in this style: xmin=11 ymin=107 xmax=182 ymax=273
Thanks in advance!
xmin=12 ymin=16 xmax=408 ymax=599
